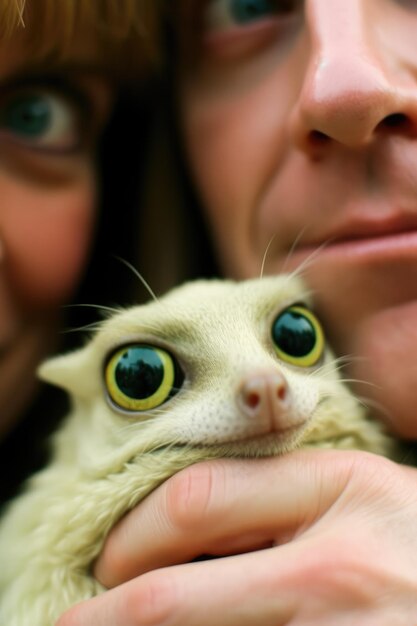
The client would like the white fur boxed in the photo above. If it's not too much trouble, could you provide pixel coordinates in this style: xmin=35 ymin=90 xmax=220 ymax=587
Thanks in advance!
xmin=0 ymin=276 xmax=402 ymax=625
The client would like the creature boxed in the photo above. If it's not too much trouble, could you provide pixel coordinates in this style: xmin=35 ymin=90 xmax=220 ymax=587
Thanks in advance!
xmin=0 ymin=275 xmax=403 ymax=626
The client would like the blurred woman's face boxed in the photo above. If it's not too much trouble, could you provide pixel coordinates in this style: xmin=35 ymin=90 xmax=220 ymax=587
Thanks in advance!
xmin=177 ymin=0 xmax=417 ymax=437
xmin=0 ymin=25 xmax=113 ymax=436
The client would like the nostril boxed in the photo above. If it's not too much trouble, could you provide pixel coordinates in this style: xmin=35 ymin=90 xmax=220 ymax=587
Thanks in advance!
xmin=309 ymin=129 xmax=330 ymax=144
xmin=246 ymin=392 xmax=260 ymax=409
xmin=378 ymin=113 xmax=413 ymax=136
xmin=381 ymin=113 xmax=408 ymax=128
xmin=277 ymin=385 xmax=287 ymax=402
xmin=304 ymin=130 xmax=331 ymax=158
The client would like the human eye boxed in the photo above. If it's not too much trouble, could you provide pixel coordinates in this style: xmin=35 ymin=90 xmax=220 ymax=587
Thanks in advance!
xmin=0 ymin=77 xmax=101 ymax=155
xmin=205 ymin=0 xmax=299 ymax=31
xmin=193 ymin=0 xmax=303 ymax=60
xmin=0 ymin=86 xmax=84 ymax=154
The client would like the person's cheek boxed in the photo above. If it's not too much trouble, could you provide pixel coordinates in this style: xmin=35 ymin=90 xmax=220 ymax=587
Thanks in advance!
xmin=349 ymin=302 xmax=417 ymax=440
xmin=0 ymin=165 xmax=97 ymax=309
xmin=179 ymin=63 xmax=299 ymax=281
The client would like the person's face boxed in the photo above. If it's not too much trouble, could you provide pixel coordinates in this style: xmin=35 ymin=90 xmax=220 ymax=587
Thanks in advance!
xmin=0 ymin=25 xmax=113 ymax=436
xmin=177 ymin=0 xmax=417 ymax=437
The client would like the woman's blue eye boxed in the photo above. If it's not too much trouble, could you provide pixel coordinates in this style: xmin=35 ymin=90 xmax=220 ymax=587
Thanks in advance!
xmin=0 ymin=89 xmax=81 ymax=152
xmin=204 ymin=0 xmax=299 ymax=31
xmin=230 ymin=0 xmax=276 ymax=23
xmin=4 ymin=94 xmax=51 ymax=137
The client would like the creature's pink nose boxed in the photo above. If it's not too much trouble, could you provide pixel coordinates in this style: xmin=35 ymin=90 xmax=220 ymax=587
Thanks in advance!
xmin=237 ymin=370 xmax=291 ymax=430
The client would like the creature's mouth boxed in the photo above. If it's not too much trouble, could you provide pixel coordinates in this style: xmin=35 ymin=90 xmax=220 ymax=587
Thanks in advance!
xmin=221 ymin=424 xmax=304 ymax=445
xmin=182 ymin=422 xmax=312 ymax=458
xmin=145 ymin=412 xmax=320 ymax=459
xmin=149 ymin=426 xmax=304 ymax=457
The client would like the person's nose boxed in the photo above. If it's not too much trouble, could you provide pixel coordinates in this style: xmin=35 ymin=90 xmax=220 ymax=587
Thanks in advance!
xmin=290 ymin=0 xmax=417 ymax=154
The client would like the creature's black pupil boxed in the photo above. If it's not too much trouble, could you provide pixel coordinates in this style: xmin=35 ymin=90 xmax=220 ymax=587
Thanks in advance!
xmin=115 ymin=347 xmax=163 ymax=399
xmin=272 ymin=310 xmax=316 ymax=357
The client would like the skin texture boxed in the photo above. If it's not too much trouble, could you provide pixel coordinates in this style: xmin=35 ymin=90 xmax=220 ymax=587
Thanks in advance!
xmin=177 ymin=0 xmax=417 ymax=438
xmin=51 ymin=0 xmax=417 ymax=623
xmin=0 ymin=27 xmax=113 ymax=438
xmin=63 ymin=454 xmax=417 ymax=626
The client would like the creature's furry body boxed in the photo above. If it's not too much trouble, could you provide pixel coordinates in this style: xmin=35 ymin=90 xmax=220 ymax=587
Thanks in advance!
xmin=0 ymin=276 xmax=403 ymax=625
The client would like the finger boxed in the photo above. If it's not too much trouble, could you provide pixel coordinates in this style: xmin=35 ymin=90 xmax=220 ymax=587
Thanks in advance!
xmin=94 ymin=449 xmax=362 ymax=587
xmin=61 ymin=530 xmax=414 ymax=626
xmin=60 ymin=550 xmax=296 ymax=626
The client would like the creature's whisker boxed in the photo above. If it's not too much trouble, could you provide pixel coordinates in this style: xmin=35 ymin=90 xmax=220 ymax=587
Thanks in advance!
xmin=311 ymin=362 xmax=381 ymax=396
xmin=280 ymin=226 xmax=309 ymax=274
xmin=114 ymin=255 xmax=159 ymax=303
xmin=319 ymin=388 xmax=371 ymax=414
xmin=335 ymin=354 xmax=370 ymax=365
xmin=309 ymin=358 xmax=350 ymax=379
xmin=336 ymin=378 xmax=380 ymax=390
xmin=61 ymin=322 xmax=103 ymax=335
xmin=309 ymin=352 xmax=374 ymax=380
xmin=326 ymin=353 xmax=369 ymax=367
xmin=283 ymin=239 xmax=333 ymax=286
xmin=62 ymin=303 xmax=121 ymax=316
xmin=260 ymin=235 xmax=277 ymax=279
xmin=351 ymin=394 xmax=394 ymax=425
xmin=258 ymin=226 xmax=330 ymax=283
xmin=270 ymin=241 xmax=328 ymax=305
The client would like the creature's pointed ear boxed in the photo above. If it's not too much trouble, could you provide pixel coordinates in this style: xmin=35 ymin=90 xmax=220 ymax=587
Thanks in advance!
xmin=37 ymin=347 xmax=98 ymax=397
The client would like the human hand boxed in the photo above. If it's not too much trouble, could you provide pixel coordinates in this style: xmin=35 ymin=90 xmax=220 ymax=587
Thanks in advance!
xmin=56 ymin=450 xmax=417 ymax=625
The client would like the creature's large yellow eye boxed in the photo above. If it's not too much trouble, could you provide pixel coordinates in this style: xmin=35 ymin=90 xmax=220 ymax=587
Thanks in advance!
xmin=105 ymin=344 xmax=184 ymax=412
xmin=272 ymin=305 xmax=325 ymax=367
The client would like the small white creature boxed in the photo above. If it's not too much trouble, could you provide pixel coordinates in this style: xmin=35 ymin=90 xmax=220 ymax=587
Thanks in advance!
xmin=0 ymin=275 xmax=403 ymax=625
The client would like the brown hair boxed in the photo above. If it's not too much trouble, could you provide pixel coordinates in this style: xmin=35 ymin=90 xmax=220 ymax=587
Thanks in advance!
xmin=0 ymin=0 xmax=164 ymax=77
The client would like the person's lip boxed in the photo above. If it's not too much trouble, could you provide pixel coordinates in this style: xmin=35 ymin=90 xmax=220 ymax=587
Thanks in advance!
xmin=288 ymin=214 xmax=417 ymax=266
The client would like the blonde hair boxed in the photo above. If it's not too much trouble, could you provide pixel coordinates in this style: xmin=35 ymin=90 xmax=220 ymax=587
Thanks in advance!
xmin=0 ymin=0 xmax=164 ymax=76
